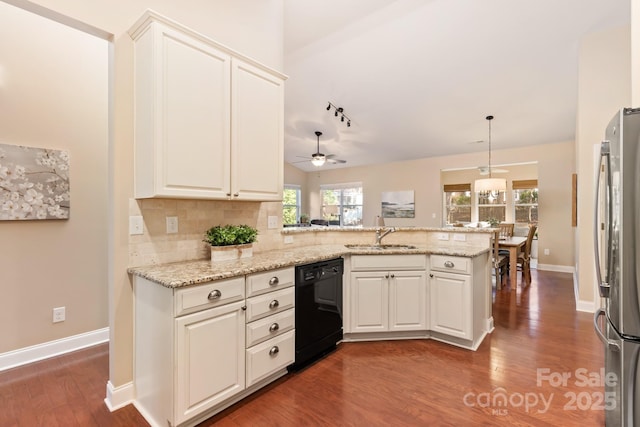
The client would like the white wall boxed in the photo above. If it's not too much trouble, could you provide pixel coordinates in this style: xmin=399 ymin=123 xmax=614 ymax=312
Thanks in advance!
xmin=575 ymin=25 xmax=631 ymax=311
xmin=0 ymin=2 xmax=108 ymax=353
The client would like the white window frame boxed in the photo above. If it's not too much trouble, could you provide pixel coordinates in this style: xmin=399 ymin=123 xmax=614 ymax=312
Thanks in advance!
xmin=320 ymin=182 xmax=363 ymax=227
xmin=283 ymin=184 xmax=301 ymax=225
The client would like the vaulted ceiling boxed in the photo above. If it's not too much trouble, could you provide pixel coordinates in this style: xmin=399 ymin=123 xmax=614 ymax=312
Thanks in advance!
xmin=283 ymin=0 xmax=629 ymax=171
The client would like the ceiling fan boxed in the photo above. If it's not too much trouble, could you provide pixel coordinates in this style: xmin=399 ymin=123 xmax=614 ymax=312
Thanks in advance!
xmin=478 ymin=165 xmax=509 ymax=175
xmin=294 ymin=131 xmax=346 ymax=167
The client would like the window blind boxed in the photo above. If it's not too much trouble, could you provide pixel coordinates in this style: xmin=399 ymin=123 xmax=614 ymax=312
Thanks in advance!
xmin=512 ymin=179 xmax=538 ymax=190
xmin=443 ymin=183 xmax=471 ymax=192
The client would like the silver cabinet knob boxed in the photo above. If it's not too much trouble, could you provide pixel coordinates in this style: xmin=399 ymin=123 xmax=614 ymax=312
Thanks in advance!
xmin=385 ymin=274 xmax=389 ymax=279
xmin=269 ymin=277 xmax=279 ymax=286
xmin=269 ymin=300 xmax=279 ymax=309
xmin=390 ymin=274 xmax=395 ymax=278
xmin=444 ymin=261 xmax=455 ymax=268
xmin=233 ymin=192 xmax=239 ymax=197
xmin=269 ymin=346 xmax=279 ymax=356
xmin=269 ymin=322 xmax=280 ymax=332
xmin=207 ymin=290 xmax=222 ymax=300
xmin=429 ymin=273 xmax=434 ymax=278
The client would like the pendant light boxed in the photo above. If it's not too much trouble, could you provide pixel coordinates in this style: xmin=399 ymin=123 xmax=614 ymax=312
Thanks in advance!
xmin=475 ymin=115 xmax=506 ymax=193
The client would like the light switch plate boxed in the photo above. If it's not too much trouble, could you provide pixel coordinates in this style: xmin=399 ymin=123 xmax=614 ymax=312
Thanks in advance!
xmin=129 ymin=216 xmax=144 ymax=235
xmin=166 ymin=216 xmax=178 ymax=234
xmin=267 ymin=215 xmax=278 ymax=229
xmin=453 ymin=233 xmax=466 ymax=241
xmin=437 ymin=233 xmax=449 ymax=241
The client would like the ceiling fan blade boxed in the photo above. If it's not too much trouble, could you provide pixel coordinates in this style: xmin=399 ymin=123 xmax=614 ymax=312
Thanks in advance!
xmin=327 ymin=158 xmax=347 ymax=164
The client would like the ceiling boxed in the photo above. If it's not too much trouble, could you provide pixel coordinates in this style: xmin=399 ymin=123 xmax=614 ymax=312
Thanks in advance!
xmin=282 ymin=0 xmax=630 ymax=172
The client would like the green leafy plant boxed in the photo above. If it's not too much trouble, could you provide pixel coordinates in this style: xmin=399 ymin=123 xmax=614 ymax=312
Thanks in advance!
xmin=204 ymin=224 xmax=258 ymax=246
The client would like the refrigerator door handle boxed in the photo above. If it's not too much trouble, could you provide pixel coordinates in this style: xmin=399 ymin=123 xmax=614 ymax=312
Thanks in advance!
xmin=594 ymin=308 xmax=620 ymax=352
xmin=594 ymin=141 xmax=611 ymax=298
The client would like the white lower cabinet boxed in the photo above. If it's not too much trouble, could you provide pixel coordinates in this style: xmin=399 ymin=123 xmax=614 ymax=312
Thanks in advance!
xmin=429 ymin=270 xmax=471 ymax=339
xmin=134 ymin=267 xmax=295 ymax=427
xmin=175 ymin=301 xmax=246 ymax=424
xmin=349 ymin=255 xmax=427 ymax=334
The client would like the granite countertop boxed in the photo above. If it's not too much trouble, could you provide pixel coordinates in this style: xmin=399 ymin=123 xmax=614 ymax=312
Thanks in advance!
xmin=128 ymin=244 xmax=489 ymax=288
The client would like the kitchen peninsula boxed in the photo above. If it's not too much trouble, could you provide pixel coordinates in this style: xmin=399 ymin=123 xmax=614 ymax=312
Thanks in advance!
xmin=128 ymin=227 xmax=493 ymax=427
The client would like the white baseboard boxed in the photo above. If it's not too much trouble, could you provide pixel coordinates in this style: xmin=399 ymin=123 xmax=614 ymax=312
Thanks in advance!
xmin=0 ymin=327 xmax=109 ymax=372
xmin=105 ymin=380 xmax=135 ymax=412
xmin=536 ymin=263 xmax=575 ymax=273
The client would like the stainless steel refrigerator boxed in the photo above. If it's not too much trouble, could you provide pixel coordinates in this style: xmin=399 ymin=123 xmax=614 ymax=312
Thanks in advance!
xmin=594 ymin=107 xmax=640 ymax=426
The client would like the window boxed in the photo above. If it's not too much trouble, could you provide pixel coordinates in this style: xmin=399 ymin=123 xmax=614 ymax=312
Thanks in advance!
xmin=513 ymin=179 xmax=538 ymax=225
xmin=320 ymin=183 xmax=363 ymax=226
xmin=282 ymin=185 xmax=301 ymax=225
xmin=477 ymin=190 xmax=506 ymax=223
xmin=443 ymin=183 xmax=471 ymax=225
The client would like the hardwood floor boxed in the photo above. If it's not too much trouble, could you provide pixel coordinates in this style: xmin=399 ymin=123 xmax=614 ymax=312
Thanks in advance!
xmin=0 ymin=269 xmax=605 ymax=426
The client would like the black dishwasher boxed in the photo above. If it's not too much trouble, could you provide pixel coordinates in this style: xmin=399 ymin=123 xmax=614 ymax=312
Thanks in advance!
xmin=289 ymin=257 xmax=343 ymax=371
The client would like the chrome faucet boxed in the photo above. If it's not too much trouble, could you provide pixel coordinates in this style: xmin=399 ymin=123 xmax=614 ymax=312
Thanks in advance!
xmin=374 ymin=227 xmax=396 ymax=246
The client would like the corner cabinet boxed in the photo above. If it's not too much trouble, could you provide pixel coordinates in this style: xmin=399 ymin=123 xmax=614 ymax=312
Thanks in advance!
xmin=129 ymin=12 xmax=285 ymax=201
xmin=428 ymin=253 xmax=490 ymax=350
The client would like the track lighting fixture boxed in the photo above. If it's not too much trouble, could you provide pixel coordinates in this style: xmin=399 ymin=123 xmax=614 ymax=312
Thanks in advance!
xmin=326 ymin=102 xmax=352 ymax=128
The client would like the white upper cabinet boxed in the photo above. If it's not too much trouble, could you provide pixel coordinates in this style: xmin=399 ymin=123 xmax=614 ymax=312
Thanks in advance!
xmin=130 ymin=12 xmax=285 ymax=200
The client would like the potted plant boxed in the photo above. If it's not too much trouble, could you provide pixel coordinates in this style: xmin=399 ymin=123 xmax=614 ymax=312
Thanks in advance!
xmin=204 ymin=224 xmax=258 ymax=264
xmin=299 ymin=213 xmax=310 ymax=224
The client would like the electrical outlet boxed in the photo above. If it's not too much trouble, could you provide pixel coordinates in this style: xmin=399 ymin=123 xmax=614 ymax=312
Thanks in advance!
xmin=129 ymin=216 xmax=143 ymax=235
xmin=166 ymin=216 xmax=178 ymax=234
xmin=267 ymin=216 xmax=278 ymax=229
xmin=437 ymin=233 xmax=449 ymax=241
xmin=453 ymin=233 xmax=466 ymax=242
xmin=544 ymin=248 xmax=550 ymax=256
xmin=53 ymin=307 xmax=65 ymax=323
xmin=284 ymin=235 xmax=294 ymax=244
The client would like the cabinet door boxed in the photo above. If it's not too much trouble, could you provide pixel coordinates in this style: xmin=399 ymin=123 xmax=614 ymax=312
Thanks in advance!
xmin=350 ymin=272 xmax=388 ymax=333
xmin=389 ymin=271 xmax=427 ymax=331
xmin=134 ymin=22 xmax=231 ymax=199
xmin=175 ymin=301 xmax=245 ymax=424
xmin=429 ymin=271 xmax=471 ymax=339
xmin=231 ymin=59 xmax=284 ymax=201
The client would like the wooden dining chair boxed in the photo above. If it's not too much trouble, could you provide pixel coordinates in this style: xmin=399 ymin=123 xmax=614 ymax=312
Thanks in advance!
xmin=516 ymin=224 xmax=538 ymax=285
xmin=497 ymin=223 xmax=514 ymax=239
xmin=492 ymin=230 xmax=509 ymax=289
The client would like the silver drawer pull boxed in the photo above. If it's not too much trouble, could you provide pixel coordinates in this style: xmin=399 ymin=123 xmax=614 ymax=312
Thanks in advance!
xmin=269 ymin=346 xmax=279 ymax=356
xmin=207 ymin=290 xmax=222 ymax=300
xmin=269 ymin=322 xmax=280 ymax=332
xmin=269 ymin=277 xmax=279 ymax=286
xmin=269 ymin=300 xmax=279 ymax=309
xmin=444 ymin=261 xmax=455 ymax=268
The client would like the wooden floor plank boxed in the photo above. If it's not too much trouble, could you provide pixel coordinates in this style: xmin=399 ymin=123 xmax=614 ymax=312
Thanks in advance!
xmin=0 ymin=269 xmax=605 ymax=426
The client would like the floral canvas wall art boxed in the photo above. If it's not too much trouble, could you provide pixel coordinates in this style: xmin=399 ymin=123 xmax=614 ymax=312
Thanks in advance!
xmin=0 ymin=143 xmax=70 ymax=220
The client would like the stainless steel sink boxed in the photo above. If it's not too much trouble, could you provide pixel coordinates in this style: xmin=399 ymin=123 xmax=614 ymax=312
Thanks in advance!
xmin=345 ymin=244 xmax=418 ymax=250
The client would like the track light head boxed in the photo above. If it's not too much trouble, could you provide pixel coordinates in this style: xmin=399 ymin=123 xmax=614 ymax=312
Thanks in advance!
xmin=326 ymin=102 xmax=352 ymax=128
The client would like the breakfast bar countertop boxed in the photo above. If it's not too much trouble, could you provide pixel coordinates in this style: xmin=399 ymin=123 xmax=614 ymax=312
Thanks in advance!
xmin=128 ymin=244 xmax=489 ymax=288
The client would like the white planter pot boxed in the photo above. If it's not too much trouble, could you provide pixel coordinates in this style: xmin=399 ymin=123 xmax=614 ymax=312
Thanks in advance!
xmin=210 ymin=243 xmax=253 ymax=266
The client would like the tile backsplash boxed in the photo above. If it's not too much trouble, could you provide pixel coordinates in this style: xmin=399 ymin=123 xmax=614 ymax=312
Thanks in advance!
xmin=129 ymin=198 xmax=284 ymax=267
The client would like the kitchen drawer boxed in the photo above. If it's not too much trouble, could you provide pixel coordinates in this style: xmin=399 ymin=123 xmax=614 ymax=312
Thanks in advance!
xmin=351 ymin=254 xmax=426 ymax=271
xmin=430 ymin=254 xmax=470 ymax=275
xmin=245 ymin=286 xmax=295 ymax=322
xmin=246 ymin=308 xmax=295 ymax=347
xmin=174 ymin=276 xmax=245 ymax=317
xmin=246 ymin=267 xmax=294 ymax=297
xmin=246 ymin=330 xmax=294 ymax=387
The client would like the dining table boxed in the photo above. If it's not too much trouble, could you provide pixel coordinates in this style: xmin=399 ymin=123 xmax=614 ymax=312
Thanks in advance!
xmin=498 ymin=236 xmax=527 ymax=291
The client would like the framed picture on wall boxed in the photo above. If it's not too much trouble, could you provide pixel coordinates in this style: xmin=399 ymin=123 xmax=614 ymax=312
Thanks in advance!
xmin=381 ymin=190 xmax=415 ymax=218
xmin=0 ymin=143 xmax=70 ymax=220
